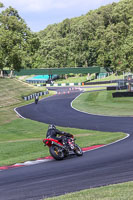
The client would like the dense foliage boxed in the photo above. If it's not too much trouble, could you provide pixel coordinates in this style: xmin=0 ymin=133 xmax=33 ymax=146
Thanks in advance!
xmin=0 ymin=3 xmax=40 ymax=73
xmin=0 ymin=0 xmax=133 ymax=73
xmin=33 ymin=0 xmax=133 ymax=72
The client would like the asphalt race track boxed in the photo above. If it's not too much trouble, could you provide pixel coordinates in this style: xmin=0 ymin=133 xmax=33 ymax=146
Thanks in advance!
xmin=1 ymin=89 xmax=133 ymax=200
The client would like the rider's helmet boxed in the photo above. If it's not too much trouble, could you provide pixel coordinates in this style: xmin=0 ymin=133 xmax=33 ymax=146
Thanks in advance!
xmin=48 ymin=124 xmax=56 ymax=130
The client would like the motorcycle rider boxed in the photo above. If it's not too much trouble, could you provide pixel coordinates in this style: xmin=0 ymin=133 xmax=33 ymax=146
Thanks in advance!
xmin=35 ymin=95 xmax=39 ymax=104
xmin=46 ymin=124 xmax=73 ymax=147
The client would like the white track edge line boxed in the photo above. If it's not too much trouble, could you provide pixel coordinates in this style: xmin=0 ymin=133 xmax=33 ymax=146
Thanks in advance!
xmin=83 ymin=133 xmax=130 ymax=153
xmin=14 ymin=95 xmax=53 ymax=119
xmin=70 ymin=93 xmax=130 ymax=150
xmin=0 ymin=134 xmax=129 ymax=172
xmin=71 ymin=92 xmax=132 ymax=118
xmin=14 ymin=108 xmax=26 ymax=119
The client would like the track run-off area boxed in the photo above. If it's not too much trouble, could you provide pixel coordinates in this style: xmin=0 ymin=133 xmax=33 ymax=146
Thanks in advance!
xmin=1 ymin=87 xmax=133 ymax=200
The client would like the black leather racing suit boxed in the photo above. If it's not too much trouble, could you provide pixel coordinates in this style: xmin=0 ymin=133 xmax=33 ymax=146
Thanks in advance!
xmin=46 ymin=128 xmax=72 ymax=145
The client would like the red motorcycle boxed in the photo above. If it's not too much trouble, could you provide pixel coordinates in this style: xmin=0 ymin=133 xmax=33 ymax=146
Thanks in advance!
xmin=43 ymin=135 xmax=83 ymax=160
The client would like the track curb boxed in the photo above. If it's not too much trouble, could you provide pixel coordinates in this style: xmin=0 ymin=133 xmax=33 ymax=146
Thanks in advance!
xmin=0 ymin=145 xmax=104 ymax=171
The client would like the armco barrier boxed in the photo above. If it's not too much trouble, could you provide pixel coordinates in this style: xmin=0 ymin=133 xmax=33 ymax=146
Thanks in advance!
xmin=23 ymin=91 xmax=49 ymax=101
xmin=84 ymin=80 xmax=118 ymax=85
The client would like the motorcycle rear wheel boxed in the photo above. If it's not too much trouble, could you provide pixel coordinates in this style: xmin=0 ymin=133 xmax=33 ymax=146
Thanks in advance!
xmin=35 ymin=100 xmax=38 ymax=104
xmin=50 ymin=145 xmax=64 ymax=160
xmin=74 ymin=144 xmax=83 ymax=156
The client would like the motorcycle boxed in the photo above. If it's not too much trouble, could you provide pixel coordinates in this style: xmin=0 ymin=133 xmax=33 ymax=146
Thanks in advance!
xmin=35 ymin=96 xmax=39 ymax=104
xmin=43 ymin=135 xmax=83 ymax=160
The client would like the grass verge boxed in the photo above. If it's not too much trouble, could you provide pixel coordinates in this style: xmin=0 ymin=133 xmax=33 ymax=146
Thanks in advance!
xmin=54 ymin=74 xmax=123 ymax=84
xmin=0 ymin=118 xmax=125 ymax=166
xmin=0 ymin=78 xmax=54 ymax=125
xmin=45 ymin=181 xmax=133 ymax=200
xmin=54 ymin=75 xmax=87 ymax=84
xmin=72 ymin=90 xmax=133 ymax=116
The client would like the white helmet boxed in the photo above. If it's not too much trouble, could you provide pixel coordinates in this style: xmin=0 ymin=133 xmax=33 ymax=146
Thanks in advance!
xmin=48 ymin=124 xmax=56 ymax=130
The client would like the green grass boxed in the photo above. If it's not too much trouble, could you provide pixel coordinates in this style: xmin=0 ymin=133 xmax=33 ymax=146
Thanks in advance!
xmin=0 ymin=118 xmax=125 ymax=166
xmin=91 ymin=73 xmax=124 ymax=82
xmin=55 ymin=75 xmax=87 ymax=84
xmin=83 ymin=87 xmax=106 ymax=92
xmin=0 ymin=78 xmax=46 ymax=107
xmin=54 ymin=74 xmax=124 ymax=84
xmin=72 ymin=90 xmax=133 ymax=116
xmin=46 ymin=181 xmax=133 ymax=200
xmin=0 ymin=78 xmax=51 ymax=125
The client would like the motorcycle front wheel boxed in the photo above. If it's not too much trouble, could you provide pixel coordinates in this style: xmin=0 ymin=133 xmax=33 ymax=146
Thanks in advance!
xmin=74 ymin=144 xmax=83 ymax=156
xmin=49 ymin=145 xmax=64 ymax=160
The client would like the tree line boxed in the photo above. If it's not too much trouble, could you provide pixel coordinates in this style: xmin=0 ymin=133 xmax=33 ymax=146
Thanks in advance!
xmin=0 ymin=0 xmax=133 ymax=74
xmin=34 ymin=0 xmax=133 ymax=72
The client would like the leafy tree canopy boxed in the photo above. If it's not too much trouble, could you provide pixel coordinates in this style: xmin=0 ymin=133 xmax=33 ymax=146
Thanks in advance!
xmin=0 ymin=4 xmax=40 ymax=72
xmin=33 ymin=0 xmax=133 ymax=72
xmin=0 ymin=0 xmax=133 ymax=73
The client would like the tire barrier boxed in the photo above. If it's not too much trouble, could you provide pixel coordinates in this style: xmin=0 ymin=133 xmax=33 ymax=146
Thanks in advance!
xmin=112 ymin=91 xmax=133 ymax=98
xmin=107 ymin=86 xmax=117 ymax=90
xmin=107 ymin=86 xmax=127 ymax=90
xmin=23 ymin=91 xmax=49 ymax=101
xmin=46 ymin=82 xmax=82 ymax=87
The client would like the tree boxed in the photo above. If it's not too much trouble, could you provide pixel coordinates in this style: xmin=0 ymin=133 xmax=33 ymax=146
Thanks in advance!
xmin=0 ymin=2 xmax=4 ymax=76
xmin=0 ymin=6 xmax=40 ymax=75
xmin=34 ymin=0 xmax=133 ymax=72
xmin=0 ymin=2 xmax=3 ymax=8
